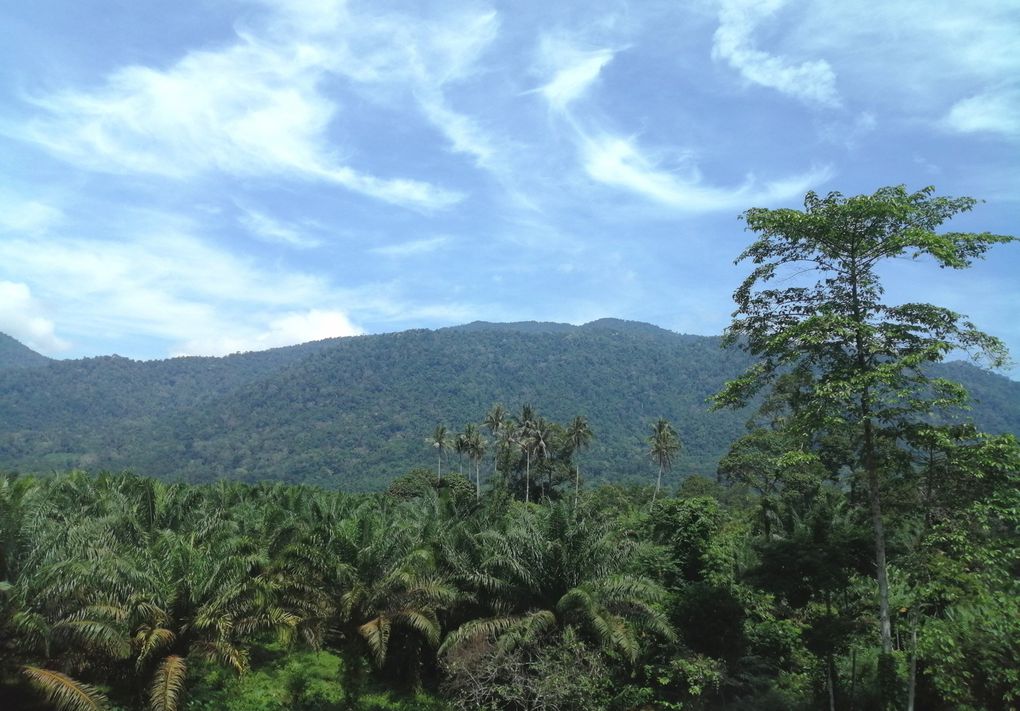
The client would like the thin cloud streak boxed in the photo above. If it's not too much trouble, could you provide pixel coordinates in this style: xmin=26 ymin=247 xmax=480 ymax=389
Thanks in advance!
xmin=712 ymin=0 xmax=840 ymax=108
xmin=239 ymin=208 xmax=322 ymax=249
xmin=535 ymin=32 xmax=834 ymax=211
xmin=580 ymin=132 xmax=833 ymax=211
xmin=371 ymin=236 xmax=451 ymax=258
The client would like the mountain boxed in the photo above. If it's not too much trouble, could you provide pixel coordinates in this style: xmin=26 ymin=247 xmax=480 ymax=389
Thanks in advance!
xmin=0 ymin=333 xmax=52 ymax=370
xmin=0 ymin=322 xmax=1017 ymax=490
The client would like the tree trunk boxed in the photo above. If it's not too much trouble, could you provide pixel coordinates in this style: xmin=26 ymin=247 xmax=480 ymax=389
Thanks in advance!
xmin=437 ymin=451 xmax=442 ymax=483
xmin=652 ymin=463 xmax=663 ymax=505
xmin=574 ymin=464 xmax=580 ymax=508
xmin=827 ymin=654 xmax=837 ymax=711
xmin=907 ymin=614 xmax=918 ymax=711
xmin=525 ymin=450 xmax=531 ymax=504
xmin=864 ymin=416 xmax=893 ymax=654
xmin=850 ymin=646 xmax=857 ymax=711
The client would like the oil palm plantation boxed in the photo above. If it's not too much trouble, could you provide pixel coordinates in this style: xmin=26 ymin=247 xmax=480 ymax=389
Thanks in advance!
xmin=440 ymin=502 xmax=673 ymax=665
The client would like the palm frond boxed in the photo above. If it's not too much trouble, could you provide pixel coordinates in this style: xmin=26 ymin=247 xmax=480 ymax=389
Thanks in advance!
xmin=134 ymin=626 xmax=175 ymax=670
xmin=21 ymin=666 xmax=108 ymax=711
xmin=396 ymin=609 xmax=440 ymax=647
xmin=439 ymin=615 xmax=520 ymax=655
xmin=148 ymin=655 xmax=187 ymax=711
xmin=193 ymin=640 xmax=249 ymax=674
xmin=358 ymin=615 xmax=392 ymax=667
xmin=55 ymin=618 xmax=131 ymax=659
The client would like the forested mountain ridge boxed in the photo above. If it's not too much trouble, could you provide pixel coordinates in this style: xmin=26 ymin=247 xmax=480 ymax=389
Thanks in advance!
xmin=1 ymin=322 xmax=1018 ymax=490
xmin=0 ymin=333 xmax=51 ymax=370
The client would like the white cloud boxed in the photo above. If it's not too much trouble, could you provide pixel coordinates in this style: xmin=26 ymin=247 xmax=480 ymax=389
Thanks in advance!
xmin=0 ymin=209 xmax=484 ymax=356
xmin=19 ymin=27 xmax=461 ymax=210
xmin=0 ymin=224 xmax=352 ymax=355
xmin=531 ymin=31 xmax=832 ymax=212
xmin=261 ymin=3 xmax=504 ymax=171
xmin=712 ymin=0 xmax=840 ymax=108
xmin=581 ymin=132 xmax=832 ymax=210
xmin=0 ymin=281 xmax=69 ymax=353
xmin=238 ymin=208 xmax=321 ymax=248
xmin=174 ymin=308 xmax=362 ymax=356
xmin=371 ymin=236 xmax=450 ymax=258
xmin=0 ymin=197 xmax=63 ymax=234
xmin=537 ymin=38 xmax=617 ymax=111
xmin=942 ymin=89 xmax=1020 ymax=139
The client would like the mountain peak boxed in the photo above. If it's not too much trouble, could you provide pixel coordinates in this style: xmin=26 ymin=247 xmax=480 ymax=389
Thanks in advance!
xmin=0 ymin=332 xmax=52 ymax=370
xmin=579 ymin=318 xmax=676 ymax=337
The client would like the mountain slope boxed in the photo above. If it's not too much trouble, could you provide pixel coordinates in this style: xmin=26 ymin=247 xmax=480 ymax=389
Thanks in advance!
xmin=0 ymin=322 xmax=1017 ymax=490
xmin=0 ymin=333 xmax=52 ymax=370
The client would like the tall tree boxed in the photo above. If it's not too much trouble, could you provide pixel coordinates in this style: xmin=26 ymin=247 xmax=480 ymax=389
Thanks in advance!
xmin=430 ymin=425 xmax=451 ymax=483
xmin=482 ymin=404 xmax=507 ymax=477
xmin=648 ymin=418 xmax=681 ymax=505
xmin=530 ymin=417 xmax=556 ymax=501
xmin=512 ymin=405 xmax=537 ymax=504
xmin=566 ymin=416 xmax=594 ymax=507
xmin=712 ymin=185 xmax=1013 ymax=700
xmin=463 ymin=424 xmax=487 ymax=500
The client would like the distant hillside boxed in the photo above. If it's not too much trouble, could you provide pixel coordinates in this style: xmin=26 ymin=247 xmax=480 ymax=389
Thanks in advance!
xmin=0 ymin=333 xmax=51 ymax=370
xmin=0 ymin=322 xmax=1017 ymax=491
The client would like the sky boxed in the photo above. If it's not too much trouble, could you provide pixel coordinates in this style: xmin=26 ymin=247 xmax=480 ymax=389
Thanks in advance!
xmin=1 ymin=0 xmax=1018 ymax=374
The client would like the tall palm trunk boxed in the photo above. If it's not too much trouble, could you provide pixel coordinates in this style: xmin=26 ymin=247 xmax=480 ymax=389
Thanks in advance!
xmin=574 ymin=464 xmax=580 ymax=508
xmin=525 ymin=449 xmax=531 ymax=504
xmin=652 ymin=463 xmax=663 ymax=504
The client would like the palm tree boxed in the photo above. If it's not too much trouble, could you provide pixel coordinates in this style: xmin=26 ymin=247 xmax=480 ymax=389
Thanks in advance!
xmin=454 ymin=430 xmax=470 ymax=476
xmin=566 ymin=416 xmax=594 ymax=507
xmin=441 ymin=502 xmax=673 ymax=666
xmin=463 ymin=424 xmax=487 ymax=500
xmin=530 ymin=417 xmax=558 ymax=501
xmin=648 ymin=418 xmax=681 ymax=505
xmin=510 ymin=415 xmax=536 ymax=504
xmin=330 ymin=503 xmax=459 ymax=681
xmin=482 ymin=404 xmax=507 ymax=477
xmin=430 ymin=425 xmax=451 ymax=483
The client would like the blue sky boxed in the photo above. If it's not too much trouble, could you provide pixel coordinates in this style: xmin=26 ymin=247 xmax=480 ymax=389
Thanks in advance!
xmin=1 ymin=0 xmax=1017 ymax=373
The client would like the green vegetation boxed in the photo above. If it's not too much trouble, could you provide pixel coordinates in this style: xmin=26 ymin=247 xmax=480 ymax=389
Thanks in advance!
xmin=1 ymin=321 xmax=1018 ymax=491
xmin=0 ymin=185 xmax=1017 ymax=709
xmin=1 ymin=441 xmax=1016 ymax=710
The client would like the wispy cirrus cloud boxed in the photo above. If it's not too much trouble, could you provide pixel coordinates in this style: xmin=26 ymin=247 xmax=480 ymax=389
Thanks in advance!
xmin=255 ymin=2 xmax=505 ymax=172
xmin=370 ymin=236 xmax=451 ymax=258
xmin=534 ymin=32 xmax=833 ymax=211
xmin=580 ymin=132 xmax=833 ymax=211
xmin=536 ymin=35 xmax=618 ymax=111
xmin=712 ymin=0 xmax=840 ymax=108
xmin=0 ymin=197 xmax=63 ymax=234
xmin=238 ymin=207 xmax=322 ymax=249
xmin=16 ymin=19 xmax=463 ymax=210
